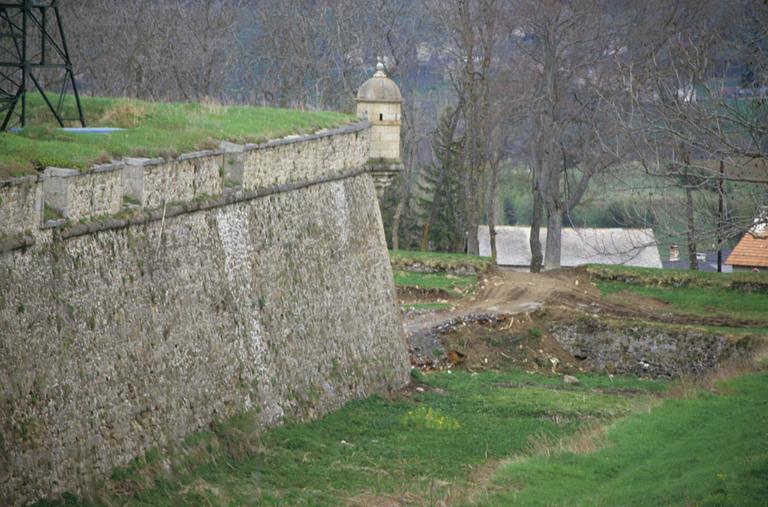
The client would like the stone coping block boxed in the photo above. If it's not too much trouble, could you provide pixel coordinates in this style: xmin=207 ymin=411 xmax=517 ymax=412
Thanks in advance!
xmin=43 ymin=167 xmax=79 ymax=178
xmin=220 ymin=141 xmax=246 ymax=189
xmin=243 ymin=121 xmax=370 ymax=151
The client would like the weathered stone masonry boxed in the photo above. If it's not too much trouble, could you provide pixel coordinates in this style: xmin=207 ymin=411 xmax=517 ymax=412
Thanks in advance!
xmin=0 ymin=123 xmax=410 ymax=505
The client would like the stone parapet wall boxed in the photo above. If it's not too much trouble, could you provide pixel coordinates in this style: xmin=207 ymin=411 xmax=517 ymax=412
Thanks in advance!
xmin=242 ymin=128 xmax=369 ymax=191
xmin=0 ymin=122 xmax=370 ymax=236
xmin=140 ymin=152 xmax=224 ymax=208
xmin=42 ymin=165 xmax=123 ymax=222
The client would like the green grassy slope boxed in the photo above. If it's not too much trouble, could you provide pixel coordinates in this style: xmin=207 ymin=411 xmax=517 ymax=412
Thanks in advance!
xmin=390 ymin=249 xmax=491 ymax=298
xmin=33 ymin=370 xmax=663 ymax=506
xmin=588 ymin=264 xmax=768 ymax=328
xmin=481 ymin=372 xmax=768 ymax=506
xmin=35 ymin=371 xmax=767 ymax=507
xmin=0 ymin=95 xmax=353 ymax=178
xmin=393 ymin=270 xmax=478 ymax=295
xmin=389 ymin=249 xmax=492 ymax=271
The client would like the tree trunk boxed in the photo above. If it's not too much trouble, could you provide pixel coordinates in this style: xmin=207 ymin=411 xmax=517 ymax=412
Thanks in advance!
xmin=466 ymin=189 xmax=483 ymax=256
xmin=489 ymin=220 xmax=498 ymax=262
xmin=419 ymin=216 xmax=432 ymax=252
xmin=717 ymin=160 xmax=724 ymax=272
xmin=542 ymin=144 xmax=563 ymax=270
xmin=681 ymin=154 xmax=698 ymax=271
xmin=391 ymin=197 xmax=403 ymax=250
xmin=529 ymin=179 xmax=544 ymax=273
xmin=488 ymin=159 xmax=500 ymax=264
xmin=685 ymin=183 xmax=698 ymax=271
xmin=544 ymin=202 xmax=562 ymax=270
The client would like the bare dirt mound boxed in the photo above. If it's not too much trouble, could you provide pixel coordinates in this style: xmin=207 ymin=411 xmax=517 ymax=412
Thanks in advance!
xmin=402 ymin=267 xmax=765 ymax=375
xmin=437 ymin=314 xmax=584 ymax=373
xmin=403 ymin=268 xmax=597 ymax=338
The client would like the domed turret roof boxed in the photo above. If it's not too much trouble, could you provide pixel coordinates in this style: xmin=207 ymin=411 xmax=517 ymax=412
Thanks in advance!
xmin=356 ymin=61 xmax=402 ymax=102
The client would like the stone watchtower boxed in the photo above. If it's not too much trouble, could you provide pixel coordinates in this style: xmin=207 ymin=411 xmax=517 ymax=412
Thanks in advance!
xmin=356 ymin=59 xmax=403 ymax=196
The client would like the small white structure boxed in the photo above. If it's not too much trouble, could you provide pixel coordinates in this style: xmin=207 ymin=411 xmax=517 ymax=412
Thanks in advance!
xmin=478 ymin=226 xmax=663 ymax=270
xmin=356 ymin=59 xmax=402 ymax=161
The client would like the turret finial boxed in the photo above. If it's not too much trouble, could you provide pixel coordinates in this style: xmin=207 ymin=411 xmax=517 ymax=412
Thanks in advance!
xmin=374 ymin=57 xmax=386 ymax=77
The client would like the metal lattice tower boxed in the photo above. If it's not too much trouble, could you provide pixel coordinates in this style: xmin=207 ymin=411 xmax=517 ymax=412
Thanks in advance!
xmin=0 ymin=0 xmax=85 ymax=130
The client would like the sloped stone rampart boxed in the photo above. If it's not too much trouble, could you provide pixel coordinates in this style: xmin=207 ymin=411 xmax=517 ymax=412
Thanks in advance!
xmin=0 ymin=124 xmax=407 ymax=505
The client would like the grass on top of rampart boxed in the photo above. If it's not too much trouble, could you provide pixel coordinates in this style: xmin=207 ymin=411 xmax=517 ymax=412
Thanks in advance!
xmin=587 ymin=264 xmax=768 ymax=327
xmin=389 ymin=249 xmax=493 ymax=272
xmin=0 ymin=95 xmax=354 ymax=179
xmin=585 ymin=263 xmax=768 ymax=289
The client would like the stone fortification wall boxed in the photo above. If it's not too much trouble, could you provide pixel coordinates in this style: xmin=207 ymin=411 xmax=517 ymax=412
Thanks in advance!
xmin=0 ymin=123 xmax=370 ymax=235
xmin=0 ymin=123 xmax=409 ymax=505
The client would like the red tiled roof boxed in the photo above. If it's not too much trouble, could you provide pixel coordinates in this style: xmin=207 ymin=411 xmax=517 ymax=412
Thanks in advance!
xmin=725 ymin=232 xmax=768 ymax=267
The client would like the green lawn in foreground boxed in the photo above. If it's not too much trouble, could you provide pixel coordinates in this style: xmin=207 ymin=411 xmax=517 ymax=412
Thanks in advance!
xmin=34 ymin=369 xmax=768 ymax=506
xmin=480 ymin=371 xmax=768 ymax=506
xmin=34 ymin=370 xmax=662 ymax=506
xmin=0 ymin=95 xmax=352 ymax=178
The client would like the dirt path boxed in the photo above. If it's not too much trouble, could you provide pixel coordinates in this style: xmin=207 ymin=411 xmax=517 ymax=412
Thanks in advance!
xmin=403 ymin=268 xmax=596 ymax=337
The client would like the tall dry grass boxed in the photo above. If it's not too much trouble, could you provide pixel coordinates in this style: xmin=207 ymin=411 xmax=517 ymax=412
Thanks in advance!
xmin=99 ymin=101 xmax=147 ymax=128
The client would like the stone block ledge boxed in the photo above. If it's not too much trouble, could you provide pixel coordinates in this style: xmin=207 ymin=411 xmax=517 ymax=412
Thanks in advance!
xmin=243 ymin=121 xmax=370 ymax=151
xmin=57 ymin=166 xmax=371 ymax=241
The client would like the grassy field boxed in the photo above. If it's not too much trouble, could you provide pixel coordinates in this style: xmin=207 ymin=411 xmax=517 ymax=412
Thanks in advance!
xmin=35 ymin=368 xmax=768 ymax=507
xmin=588 ymin=264 xmax=768 ymax=328
xmin=0 ymin=95 xmax=352 ymax=178
xmin=390 ymin=250 xmax=491 ymax=298
xmin=393 ymin=270 xmax=478 ymax=297
xmin=599 ymin=281 xmax=768 ymax=322
xmin=480 ymin=372 xmax=768 ymax=506
xmin=586 ymin=263 xmax=768 ymax=288
xmin=35 ymin=370 xmax=666 ymax=506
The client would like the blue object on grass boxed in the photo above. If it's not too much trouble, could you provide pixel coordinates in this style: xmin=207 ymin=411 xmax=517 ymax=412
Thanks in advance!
xmin=60 ymin=127 xmax=124 ymax=134
xmin=6 ymin=127 xmax=124 ymax=134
